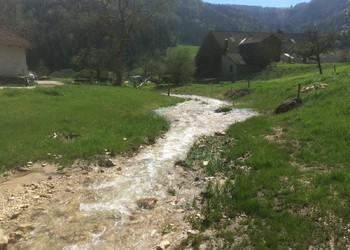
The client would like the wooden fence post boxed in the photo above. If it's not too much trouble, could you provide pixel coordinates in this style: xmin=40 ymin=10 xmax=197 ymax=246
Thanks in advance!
xmin=297 ymin=84 xmax=301 ymax=101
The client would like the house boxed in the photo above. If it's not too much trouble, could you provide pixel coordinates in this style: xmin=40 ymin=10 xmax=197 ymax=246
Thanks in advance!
xmin=195 ymin=30 xmax=304 ymax=82
xmin=0 ymin=26 xmax=30 ymax=78
xmin=239 ymin=34 xmax=282 ymax=67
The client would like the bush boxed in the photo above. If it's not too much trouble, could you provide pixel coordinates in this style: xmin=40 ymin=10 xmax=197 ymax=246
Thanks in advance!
xmin=74 ymin=69 xmax=97 ymax=79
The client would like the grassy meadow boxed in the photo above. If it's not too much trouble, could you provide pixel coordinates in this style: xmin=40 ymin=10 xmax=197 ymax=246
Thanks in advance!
xmin=0 ymin=85 xmax=180 ymax=172
xmin=172 ymin=63 xmax=350 ymax=249
xmin=1 ymin=61 xmax=350 ymax=248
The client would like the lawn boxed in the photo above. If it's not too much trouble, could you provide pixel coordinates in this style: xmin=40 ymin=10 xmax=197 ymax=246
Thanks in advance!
xmin=173 ymin=63 xmax=350 ymax=249
xmin=0 ymin=85 xmax=180 ymax=172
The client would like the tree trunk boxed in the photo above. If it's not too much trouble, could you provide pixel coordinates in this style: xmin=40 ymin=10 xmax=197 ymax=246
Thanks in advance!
xmin=114 ymin=67 xmax=123 ymax=86
xmin=114 ymin=43 xmax=124 ymax=86
xmin=316 ymin=53 xmax=323 ymax=74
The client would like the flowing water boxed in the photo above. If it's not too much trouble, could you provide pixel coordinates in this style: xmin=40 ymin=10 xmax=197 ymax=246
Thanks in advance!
xmin=14 ymin=95 xmax=256 ymax=249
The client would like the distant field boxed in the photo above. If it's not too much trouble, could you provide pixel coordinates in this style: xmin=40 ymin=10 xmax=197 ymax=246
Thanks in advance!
xmin=174 ymin=63 xmax=350 ymax=249
xmin=0 ymin=85 xmax=180 ymax=172
xmin=167 ymin=45 xmax=199 ymax=58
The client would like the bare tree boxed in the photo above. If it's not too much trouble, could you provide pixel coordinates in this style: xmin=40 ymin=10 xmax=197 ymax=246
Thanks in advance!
xmin=95 ymin=0 xmax=170 ymax=86
xmin=291 ymin=31 xmax=335 ymax=74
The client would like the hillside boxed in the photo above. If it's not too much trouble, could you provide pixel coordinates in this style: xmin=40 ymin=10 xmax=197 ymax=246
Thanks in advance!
xmin=171 ymin=0 xmax=350 ymax=44
xmin=0 ymin=0 xmax=348 ymax=73
xmin=169 ymin=62 xmax=350 ymax=248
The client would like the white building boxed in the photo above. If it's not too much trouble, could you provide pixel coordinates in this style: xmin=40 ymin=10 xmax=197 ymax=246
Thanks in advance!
xmin=0 ymin=27 xmax=30 ymax=77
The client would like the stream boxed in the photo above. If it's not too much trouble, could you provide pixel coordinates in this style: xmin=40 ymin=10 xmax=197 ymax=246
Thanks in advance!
xmin=10 ymin=95 xmax=256 ymax=249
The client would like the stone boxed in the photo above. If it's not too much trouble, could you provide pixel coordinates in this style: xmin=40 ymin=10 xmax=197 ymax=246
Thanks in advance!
xmin=16 ymin=224 xmax=34 ymax=232
xmin=105 ymin=159 xmax=116 ymax=168
xmin=18 ymin=167 xmax=30 ymax=172
xmin=214 ymin=131 xmax=226 ymax=136
xmin=0 ymin=229 xmax=8 ymax=250
xmin=156 ymin=240 xmax=171 ymax=250
xmin=2 ymin=172 xmax=9 ymax=177
xmin=9 ymin=212 xmax=20 ymax=220
xmin=187 ymin=230 xmax=199 ymax=235
xmin=92 ymin=224 xmax=105 ymax=235
xmin=32 ymin=195 xmax=40 ymax=200
xmin=8 ymin=231 xmax=24 ymax=244
xmin=136 ymin=198 xmax=158 ymax=210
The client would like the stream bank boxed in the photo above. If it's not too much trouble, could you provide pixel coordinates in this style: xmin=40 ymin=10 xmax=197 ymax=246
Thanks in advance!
xmin=0 ymin=95 xmax=256 ymax=249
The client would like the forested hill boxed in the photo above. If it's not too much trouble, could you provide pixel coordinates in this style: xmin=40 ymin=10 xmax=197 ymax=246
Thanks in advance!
xmin=171 ymin=0 xmax=350 ymax=44
xmin=0 ymin=0 xmax=348 ymax=73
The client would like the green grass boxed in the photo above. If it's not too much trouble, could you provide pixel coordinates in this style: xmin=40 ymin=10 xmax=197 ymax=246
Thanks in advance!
xmin=175 ymin=62 xmax=350 ymax=249
xmin=0 ymin=85 xmax=180 ymax=172
xmin=167 ymin=45 xmax=199 ymax=58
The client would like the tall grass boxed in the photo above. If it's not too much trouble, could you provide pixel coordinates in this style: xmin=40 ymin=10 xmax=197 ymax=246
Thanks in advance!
xmin=0 ymin=85 xmax=180 ymax=172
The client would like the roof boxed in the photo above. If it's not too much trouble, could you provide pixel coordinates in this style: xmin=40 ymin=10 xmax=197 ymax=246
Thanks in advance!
xmin=226 ymin=53 xmax=246 ymax=65
xmin=209 ymin=30 xmax=305 ymax=52
xmin=0 ymin=26 xmax=30 ymax=48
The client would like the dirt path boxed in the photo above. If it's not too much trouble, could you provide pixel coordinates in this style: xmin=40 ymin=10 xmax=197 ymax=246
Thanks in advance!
xmin=0 ymin=95 xmax=256 ymax=249
xmin=36 ymin=80 xmax=65 ymax=86
xmin=0 ymin=80 xmax=64 ymax=90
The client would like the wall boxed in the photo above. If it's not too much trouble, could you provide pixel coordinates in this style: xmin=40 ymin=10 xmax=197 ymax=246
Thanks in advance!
xmin=0 ymin=45 xmax=28 ymax=77
xmin=221 ymin=55 xmax=237 ymax=82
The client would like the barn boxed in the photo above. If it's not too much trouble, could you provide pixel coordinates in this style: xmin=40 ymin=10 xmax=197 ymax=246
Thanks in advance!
xmin=0 ymin=27 xmax=30 ymax=78
xmin=195 ymin=30 xmax=303 ymax=82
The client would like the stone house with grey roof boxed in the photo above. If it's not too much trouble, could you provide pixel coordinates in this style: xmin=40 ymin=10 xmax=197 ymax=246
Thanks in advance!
xmin=195 ymin=30 xmax=305 ymax=82
xmin=0 ymin=26 xmax=30 ymax=78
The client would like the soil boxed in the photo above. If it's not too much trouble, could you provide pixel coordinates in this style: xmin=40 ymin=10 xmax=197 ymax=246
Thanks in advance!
xmin=0 ymin=95 xmax=256 ymax=249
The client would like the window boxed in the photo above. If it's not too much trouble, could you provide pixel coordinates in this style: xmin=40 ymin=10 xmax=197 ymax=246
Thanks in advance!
xmin=229 ymin=65 xmax=234 ymax=72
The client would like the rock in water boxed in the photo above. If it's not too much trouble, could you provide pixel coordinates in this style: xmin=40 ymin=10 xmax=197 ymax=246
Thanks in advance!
xmin=136 ymin=198 xmax=158 ymax=209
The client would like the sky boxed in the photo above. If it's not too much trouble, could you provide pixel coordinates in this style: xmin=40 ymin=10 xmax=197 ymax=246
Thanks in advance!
xmin=203 ymin=0 xmax=311 ymax=8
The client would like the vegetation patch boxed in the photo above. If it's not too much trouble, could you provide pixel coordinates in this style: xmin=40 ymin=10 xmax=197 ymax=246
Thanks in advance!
xmin=214 ymin=105 xmax=233 ymax=113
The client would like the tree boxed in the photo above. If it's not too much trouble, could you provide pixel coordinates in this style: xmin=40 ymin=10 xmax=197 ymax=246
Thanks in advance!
xmin=72 ymin=47 xmax=107 ymax=81
xmin=291 ymin=31 xmax=335 ymax=74
xmin=95 ymin=0 xmax=171 ymax=86
xmin=341 ymin=7 xmax=350 ymax=44
xmin=166 ymin=47 xmax=195 ymax=86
